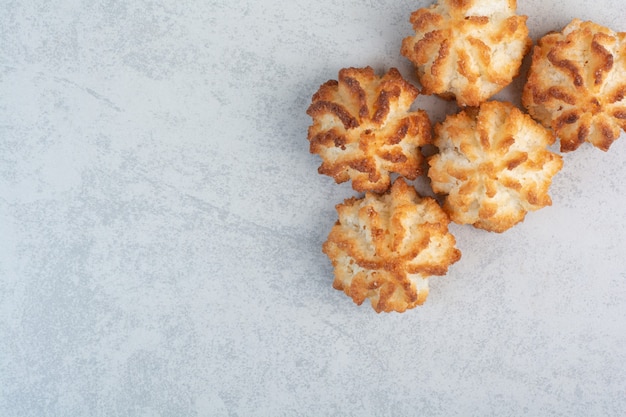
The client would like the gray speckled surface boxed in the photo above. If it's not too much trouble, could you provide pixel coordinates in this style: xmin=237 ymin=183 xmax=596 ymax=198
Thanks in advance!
xmin=2 ymin=0 xmax=626 ymax=416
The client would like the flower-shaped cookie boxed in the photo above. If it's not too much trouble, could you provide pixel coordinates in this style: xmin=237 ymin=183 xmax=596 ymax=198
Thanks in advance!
xmin=323 ymin=178 xmax=461 ymax=313
xmin=522 ymin=19 xmax=626 ymax=152
xmin=428 ymin=101 xmax=563 ymax=233
xmin=401 ymin=0 xmax=531 ymax=107
xmin=307 ymin=67 xmax=431 ymax=193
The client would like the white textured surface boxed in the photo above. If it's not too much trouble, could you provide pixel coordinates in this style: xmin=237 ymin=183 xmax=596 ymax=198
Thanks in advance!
xmin=2 ymin=1 xmax=626 ymax=416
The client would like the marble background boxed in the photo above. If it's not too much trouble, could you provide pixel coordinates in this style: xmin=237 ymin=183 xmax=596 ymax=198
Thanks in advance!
xmin=2 ymin=0 xmax=626 ymax=416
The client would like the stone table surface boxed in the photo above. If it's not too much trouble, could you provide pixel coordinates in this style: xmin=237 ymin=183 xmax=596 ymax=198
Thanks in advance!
xmin=2 ymin=1 xmax=626 ymax=416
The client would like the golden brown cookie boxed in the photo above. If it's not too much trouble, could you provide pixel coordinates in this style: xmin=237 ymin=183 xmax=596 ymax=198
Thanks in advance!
xmin=323 ymin=178 xmax=461 ymax=313
xmin=401 ymin=0 xmax=531 ymax=107
xmin=522 ymin=19 xmax=626 ymax=152
xmin=427 ymin=101 xmax=563 ymax=233
xmin=307 ymin=67 xmax=431 ymax=193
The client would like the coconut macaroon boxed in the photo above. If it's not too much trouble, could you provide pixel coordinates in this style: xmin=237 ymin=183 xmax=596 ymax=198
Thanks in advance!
xmin=323 ymin=178 xmax=461 ymax=313
xmin=307 ymin=67 xmax=431 ymax=193
xmin=522 ymin=19 xmax=626 ymax=152
xmin=428 ymin=101 xmax=563 ymax=233
xmin=401 ymin=0 xmax=531 ymax=107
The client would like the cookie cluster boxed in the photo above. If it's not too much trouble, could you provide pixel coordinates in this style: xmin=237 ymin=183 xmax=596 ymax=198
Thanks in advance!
xmin=306 ymin=0 xmax=625 ymax=312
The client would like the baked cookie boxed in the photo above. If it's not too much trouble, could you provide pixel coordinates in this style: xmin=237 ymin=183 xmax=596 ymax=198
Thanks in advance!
xmin=307 ymin=67 xmax=431 ymax=193
xmin=428 ymin=101 xmax=563 ymax=233
xmin=323 ymin=178 xmax=461 ymax=313
xmin=401 ymin=0 xmax=531 ymax=107
xmin=522 ymin=19 xmax=626 ymax=152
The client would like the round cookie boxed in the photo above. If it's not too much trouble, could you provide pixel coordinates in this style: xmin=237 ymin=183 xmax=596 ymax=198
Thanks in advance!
xmin=323 ymin=178 xmax=461 ymax=313
xmin=307 ymin=67 xmax=431 ymax=193
xmin=522 ymin=19 xmax=626 ymax=152
xmin=401 ymin=0 xmax=531 ymax=107
xmin=427 ymin=101 xmax=563 ymax=233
